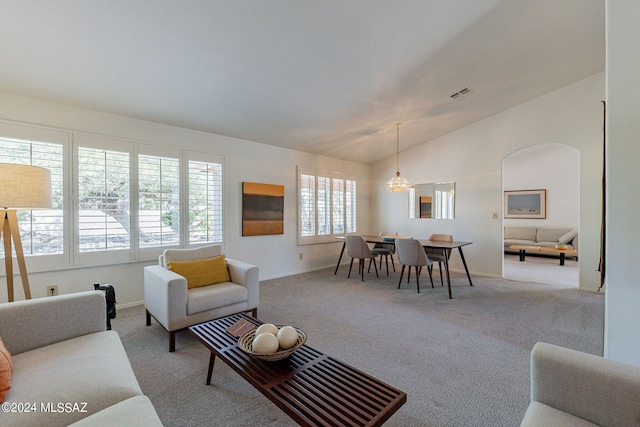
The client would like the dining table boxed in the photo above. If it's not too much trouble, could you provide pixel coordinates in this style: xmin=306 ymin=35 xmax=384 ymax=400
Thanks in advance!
xmin=334 ymin=235 xmax=473 ymax=299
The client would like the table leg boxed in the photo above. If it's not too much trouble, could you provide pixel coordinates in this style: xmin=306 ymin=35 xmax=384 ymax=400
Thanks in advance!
xmin=457 ymin=247 xmax=473 ymax=287
xmin=334 ymin=242 xmax=346 ymax=275
xmin=206 ymin=352 xmax=216 ymax=385
xmin=559 ymin=253 xmax=565 ymax=266
xmin=443 ymin=251 xmax=452 ymax=299
xmin=518 ymin=249 xmax=526 ymax=262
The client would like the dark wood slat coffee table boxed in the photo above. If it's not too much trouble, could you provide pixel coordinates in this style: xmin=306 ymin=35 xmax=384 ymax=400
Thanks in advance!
xmin=189 ymin=313 xmax=407 ymax=426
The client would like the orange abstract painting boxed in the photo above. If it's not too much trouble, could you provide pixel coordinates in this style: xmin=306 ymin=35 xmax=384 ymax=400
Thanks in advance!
xmin=242 ymin=182 xmax=284 ymax=236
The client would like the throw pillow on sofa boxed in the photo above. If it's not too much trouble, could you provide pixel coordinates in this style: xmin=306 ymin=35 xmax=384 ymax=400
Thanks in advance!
xmin=0 ymin=337 xmax=12 ymax=402
xmin=558 ymin=230 xmax=578 ymax=244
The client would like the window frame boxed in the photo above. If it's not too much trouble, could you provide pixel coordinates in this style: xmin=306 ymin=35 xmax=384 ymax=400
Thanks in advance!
xmin=0 ymin=121 xmax=226 ymax=274
xmin=297 ymin=166 xmax=357 ymax=245
xmin=0 ymin=121 xmax=70 ymax=274
xmin=73 ymin=134 xmax=133 ymax=266
xmin=136 ymin=144 xmax=183 ymax=260
xmin=186 ymin=151 xmax=224 ymax=247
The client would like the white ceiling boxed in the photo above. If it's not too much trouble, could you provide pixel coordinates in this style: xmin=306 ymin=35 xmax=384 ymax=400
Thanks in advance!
xmin=0 ymin=0 xmax=604 ymax=164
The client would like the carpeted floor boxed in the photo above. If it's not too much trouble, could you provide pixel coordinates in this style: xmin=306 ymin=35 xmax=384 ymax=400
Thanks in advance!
xmin=503 ymin=253 xmax=579 ymax=287
xmin=115 ymin=266 xmax=604 ymax=427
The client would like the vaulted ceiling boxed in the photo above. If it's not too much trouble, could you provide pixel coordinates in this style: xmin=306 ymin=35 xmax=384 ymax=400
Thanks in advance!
xmin=0 ymin=0 xmax=604 ymax=164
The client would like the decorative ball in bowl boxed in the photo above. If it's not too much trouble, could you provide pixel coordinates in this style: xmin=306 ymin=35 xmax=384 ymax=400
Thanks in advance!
xmin=238 ymin=325 xmax=307 ymax=361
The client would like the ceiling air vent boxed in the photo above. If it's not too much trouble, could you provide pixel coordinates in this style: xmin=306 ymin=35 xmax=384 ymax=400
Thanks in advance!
xmin=450 ymin=87 xmax=474 ymax=100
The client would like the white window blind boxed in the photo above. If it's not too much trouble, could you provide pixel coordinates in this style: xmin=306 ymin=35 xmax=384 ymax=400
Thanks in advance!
xmin=408 ymin=187 xmax=416 ymax=219
xmin=435 ymin=188 xmax=454 ymax=220
xmin=345 ymin=180 xmax=357 ymax=233
xmin=1 ymin=122 xmax=226 ymax=271
xmin=77 ymin=147 xmax=130 ymax=252
xmin=188 ymin=160 xmax=223 ymax=244
xmin=138 ymin=154 xmax=180 ymax=248
xmin=0 ymin=137 xmax=64 ymax=256
xmin=332 ymin=178 xmax=344 ymax=234
xmin=317 ymin=176 xmax=331 ymax=236
xmin=298 ymin=167 xmax=357 ymax=244
xmin=300 ymin=174 xmax=316 ymax=237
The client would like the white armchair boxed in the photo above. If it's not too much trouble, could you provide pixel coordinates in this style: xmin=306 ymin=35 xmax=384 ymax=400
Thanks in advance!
xmin=144 ymin=245 xmax=259 ymax=352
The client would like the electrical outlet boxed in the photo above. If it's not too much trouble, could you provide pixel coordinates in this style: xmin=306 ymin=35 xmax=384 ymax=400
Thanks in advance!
xmin=48 ymin=285 xmax=58 ymax=297
xmin=299 ymin=253 xmax=303 ymax=260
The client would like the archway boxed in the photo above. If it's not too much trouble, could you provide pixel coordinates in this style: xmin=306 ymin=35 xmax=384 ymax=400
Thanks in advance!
xmin=502 ymin=144 xmax=580 ymax=286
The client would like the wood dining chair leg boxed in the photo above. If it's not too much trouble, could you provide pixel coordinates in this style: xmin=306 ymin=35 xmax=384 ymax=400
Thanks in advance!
xmin=390 ymin=256 xmax=395 ymax=272
xmin=348 ymin=258 xmax=355 ymax=278
xmin=373 ymin=254 xmax=390 ymax=276
xmin=428 ymin=266 xmax=434 ymax=288
xmin=398 ymin=265 xmax=406 ymax=288
xmin=415 ymin=266 xmax=421 ymax=293
xmin=438 ymin=262 xmax=444 ymax=286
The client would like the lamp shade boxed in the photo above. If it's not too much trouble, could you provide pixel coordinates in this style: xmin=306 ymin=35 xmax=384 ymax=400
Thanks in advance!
xmin=0 ymin=163 xmax=52 ymax=209
xmin=384 ymin=122 xmax=412 ymax=192
xmin=384 ymin=172 xmax=413 ymax=192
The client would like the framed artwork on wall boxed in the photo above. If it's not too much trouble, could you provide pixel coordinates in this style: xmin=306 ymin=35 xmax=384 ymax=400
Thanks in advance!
xmin=504 ymin=189 xmax=546 ymax=219
xmin=419 ymin=196 xmax=432 ymax=218
xmin=242 ymin=182 xmax=284 ymax=236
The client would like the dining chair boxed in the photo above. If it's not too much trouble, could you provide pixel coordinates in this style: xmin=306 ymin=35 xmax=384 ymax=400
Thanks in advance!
xmin=370 ymin=231 xmax=398 ymax=275
xmin=346 ymin=235 xmax=379 ymax=281
xmin=425 ymin=234 xmax=453 ymax=287
xmin=395 ymin=238 xmax=434 ymax=293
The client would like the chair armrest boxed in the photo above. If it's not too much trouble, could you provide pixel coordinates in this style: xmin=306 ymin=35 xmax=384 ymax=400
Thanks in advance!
xmin=530 ymin=342 xmax=640 ymax=426
xmin=227 ymin=258 xmax=259 ymax=309
xmin=143 ymin=265 xmax=188 ymax=329
xmin=0 ymin=291 xmax=106 ymax=355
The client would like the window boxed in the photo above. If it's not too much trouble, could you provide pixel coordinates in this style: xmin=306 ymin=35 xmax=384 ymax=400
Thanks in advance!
xmin=435 ymin=187 xmax=453 ymax=219
xmin=345 ymin=179 xmax=357 ymax=233
xmin=138 ymin=154 xmax=180 ymax=248
xmin=188 ymin=158 xmax=223 ymax=244
xmin=332 ymin=178 xmax=344 ymax=234
xmin=0 ymin=122 xmax=226 ymax=272
xmin=298 ymin=168 xmax=357 ymax=244
xmin=0 ymin=136 xmax=64 ymax=257
xmin=408 ymin=187 xmax=416 ymax=219
xmin=77 ymin=146 xmax=130 ymax=253
xmin=317 ymin=177 xmax=330 ymax=236
xmin=299 ymin=174 xmax=315 ymax=237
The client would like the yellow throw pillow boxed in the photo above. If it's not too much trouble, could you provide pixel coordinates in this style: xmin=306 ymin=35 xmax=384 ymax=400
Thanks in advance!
xmin=167 ymin=255 xmax=231 ymax=289
xmin=0 ymin=337 xmax=12 ymax=403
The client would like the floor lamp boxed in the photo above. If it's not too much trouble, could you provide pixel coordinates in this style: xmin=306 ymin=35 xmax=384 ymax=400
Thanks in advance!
xmin=0 ymin=163 xmax=52 ymax=302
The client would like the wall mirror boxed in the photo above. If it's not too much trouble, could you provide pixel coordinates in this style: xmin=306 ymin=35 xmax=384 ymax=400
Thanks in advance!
xmin=409 ymin=182 xmax=455 ymax=219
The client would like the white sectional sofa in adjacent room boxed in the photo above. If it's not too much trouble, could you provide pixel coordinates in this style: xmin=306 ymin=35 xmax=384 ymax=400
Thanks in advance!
xmin=504 ymin=226 xmax=578 ymax=258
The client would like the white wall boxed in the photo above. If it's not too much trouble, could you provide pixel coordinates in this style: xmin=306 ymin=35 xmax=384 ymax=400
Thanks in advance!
xmin=371 ymin=72 xmax=604 ymax=292
xmin=605 ymin=0 xmax=640 ymax=365
xmin=503 ymin=144 xmax=580 ymax=229
xmin=0 ymin=92 xmax=370 ymax=306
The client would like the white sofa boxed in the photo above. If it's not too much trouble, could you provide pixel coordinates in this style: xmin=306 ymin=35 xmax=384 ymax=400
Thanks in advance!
xmin=504 ymin=226 xmax=578 ymax=258
xmin=0 ymin=291 xmax=162 ymax=426
xmin=521 ymin=342 xmax=640 ymax=426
